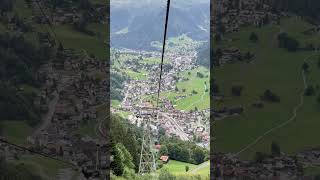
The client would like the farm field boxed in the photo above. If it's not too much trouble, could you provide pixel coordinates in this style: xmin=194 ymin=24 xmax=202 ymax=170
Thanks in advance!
xmin=214 ymin=16 xmax=320 ymax=159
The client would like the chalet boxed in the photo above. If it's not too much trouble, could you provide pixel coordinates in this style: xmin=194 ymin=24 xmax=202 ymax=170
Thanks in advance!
xmin=160 ymin=156 xmax=169 ymax=163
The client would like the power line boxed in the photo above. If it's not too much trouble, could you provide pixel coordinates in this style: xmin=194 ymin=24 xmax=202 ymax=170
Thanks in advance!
xmin=33 ymin=0 xmax=62 ymax=47
xmin=0 ymin=138 xmax=78 ymax=168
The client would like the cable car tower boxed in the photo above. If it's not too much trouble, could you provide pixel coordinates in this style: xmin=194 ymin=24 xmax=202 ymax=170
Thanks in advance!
xmin=138 ymin=105 xmax=157 ymax=174
xmin=138 ymin=0 xmax=171 ymax=175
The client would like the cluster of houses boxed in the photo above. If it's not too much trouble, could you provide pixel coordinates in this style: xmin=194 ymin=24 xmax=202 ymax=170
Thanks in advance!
xmin=29 ymin=49 xmax=108 ymax=177
xmin=30 ymin=0 xmax=108 ymax=25
xmin=213 ymin=0 xmax=281 ymax=34
xmin=212 ymin=106 xmax=244 ymax=120
xmin=215 ymin=47 xmax=250 ymax=65
xmin=212 ymin=148 xmax=320 ymax=179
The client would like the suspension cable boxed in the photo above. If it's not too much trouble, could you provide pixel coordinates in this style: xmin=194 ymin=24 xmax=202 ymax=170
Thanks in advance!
xmin=34 ymin=0 xmax=62 ymax=47
xmin=0 ymin=138 xmax=78 ymax=168
xmin=155 ymin=0 xmax=171 ymax=111
xmin=0 ymin=0 xmax=81 ymax=171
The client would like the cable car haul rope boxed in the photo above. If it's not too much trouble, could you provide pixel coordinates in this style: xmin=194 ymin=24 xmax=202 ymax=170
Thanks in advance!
xmin=138 ymin=0 xmax=171 ymax=174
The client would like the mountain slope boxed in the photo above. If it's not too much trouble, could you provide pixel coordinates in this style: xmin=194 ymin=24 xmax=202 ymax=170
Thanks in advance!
xmin=111 ymin=0 xmax=209 ymax=50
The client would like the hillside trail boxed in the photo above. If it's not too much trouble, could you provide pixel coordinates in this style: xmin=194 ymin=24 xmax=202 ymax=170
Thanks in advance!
xmin=32 ymin=69 xmax=73 ymax=137
xmin=190 ymin=161 xmax=210 ymax=173
xmin=33 ymin=90 xmax=59 ymax=136
xmin=234 ymin=52 xmax=317 ymax=157
xmin=183 ymin=83 xmax=207 ymax=111
xmin=56 ymin=168 xmax=87 ymax=180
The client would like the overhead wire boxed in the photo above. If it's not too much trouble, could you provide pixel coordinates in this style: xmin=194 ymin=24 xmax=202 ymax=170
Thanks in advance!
xmin=155 ymin=0 xmax=171 ymax=112
xmin=0 ymin=138 xmax=78 ymax=168
xmin=0 ymin=0 xmax=82 ymax=172
xmin=33 ymin=0 xmax=63 ymax=46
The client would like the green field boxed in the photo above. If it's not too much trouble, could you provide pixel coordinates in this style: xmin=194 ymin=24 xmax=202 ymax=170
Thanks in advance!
xmin=160 ymin=66 xmax=210 ymax=111
xmin=125 ymin=69 xmax=148 ymax=80
xmin=111 ymin=100 xmax=121 ymax=108
xmin=143 ymin=57 xmax=169 ymax=65
xmin=151 ymin=34 xmax=203 ymax=52
xmin=161 ymin=160 xmax=209 ymax=177
xmin=304 ymin=166 xmax=320 ymax=176
xmin=12 ymin=155 xmax=70 ymax=179
xmin=214 ymin=17 xmax=320 ymax=159
xmin=114 ymin=111 xmax=131 ymax=119
xmin=76 ymin=120 xmax=97 ymax=138
xmin=0 ymin=121 xmax=33 ymax=145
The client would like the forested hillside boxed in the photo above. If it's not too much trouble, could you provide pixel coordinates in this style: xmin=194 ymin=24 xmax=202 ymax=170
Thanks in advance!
xmin=196 ymin=43 xmax=210 ymax=68
xmin=111 ymin=0 xmax=209 ymax=50
xmin=110 ymin=115 xmax=209 ymax=179
xmin=0 ymin=32 xmax=55 ymax=126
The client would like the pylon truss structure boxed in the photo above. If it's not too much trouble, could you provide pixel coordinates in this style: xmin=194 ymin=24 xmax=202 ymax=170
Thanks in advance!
xmin=138 ymin=112 xmax=157 ymax=174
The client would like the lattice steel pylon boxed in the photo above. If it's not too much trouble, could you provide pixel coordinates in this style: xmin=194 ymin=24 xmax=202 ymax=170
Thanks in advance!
xmin=138 ymin=0 xmax=171 ymax=175
xmin=138 ymin=115 xmax=157 ymax=174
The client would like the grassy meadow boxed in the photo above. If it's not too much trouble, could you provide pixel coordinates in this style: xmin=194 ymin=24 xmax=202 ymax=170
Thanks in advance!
xmin=214 ymin=17 xmax=320 ymax=159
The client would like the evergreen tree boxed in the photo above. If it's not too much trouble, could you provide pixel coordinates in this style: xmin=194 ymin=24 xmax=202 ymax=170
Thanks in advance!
xmin=192 ymin=147 xmax=205 ymax=164
xmin=159 ymin=145 xmax=169 ymax=156
xmin=271 ymin=141 xmax=281 ymax=156
xmin=249 ymin=32 xmax=259 ymax=43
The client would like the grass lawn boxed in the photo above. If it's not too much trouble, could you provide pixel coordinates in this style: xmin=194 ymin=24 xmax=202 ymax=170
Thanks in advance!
xmin=151 ymin=34 xmax=202 ymax=52
xmin=304 ymin=166 xmax=320 ymax=176
xmin=14 ymin=0 xmax=33 ymax=17
xmin=33 ymin=23 xmax=108 ymax=59
xmin=114 ymin=111 xmax=131 ymax=119
xmin=161 ymin=66 xmax=210 ymax=111
xmin=55 ymin=24 xmax=108 ymax=59
xmin=214 ymin=16 xmax=320 ymax=159
xmin=111 ymin=100 xmax=121 ymax=108
xmin=195 ymin=163 xmax=210 ymax=177
xmin=162 ymin=160 xmax=197 ymax=174
xmin=76 ymin=120 xmax=97 ymax=138
xmin=125 ymin=69 xmax=148 ymax=80
xmin=161 ymin=160 xmax=209 ymax=177
xmin=12 ymin=155 xmax=69 ymax=179
xmin=143 ymin=57 xmax=170 ymax=64
xmin=13 ymin=0 xmax=108 ymax=60
xmin=0 ymin=121 xmax=33 ymax=145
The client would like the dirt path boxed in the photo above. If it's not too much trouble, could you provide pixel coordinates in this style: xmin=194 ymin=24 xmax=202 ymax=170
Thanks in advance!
xmin=235 ymin=53 xmax=317 ymax=156
xmin=190 ymin=161 xmax=209 ymax=173
xmin=183 ymin=83 xmax=207 ymax=111
xmin=33 ymin=91 xmax=59 ymax=136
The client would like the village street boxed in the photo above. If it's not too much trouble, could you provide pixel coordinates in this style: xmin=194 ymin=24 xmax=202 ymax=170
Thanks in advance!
xmin=160 ymin=113 xmax=189 ymax=141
